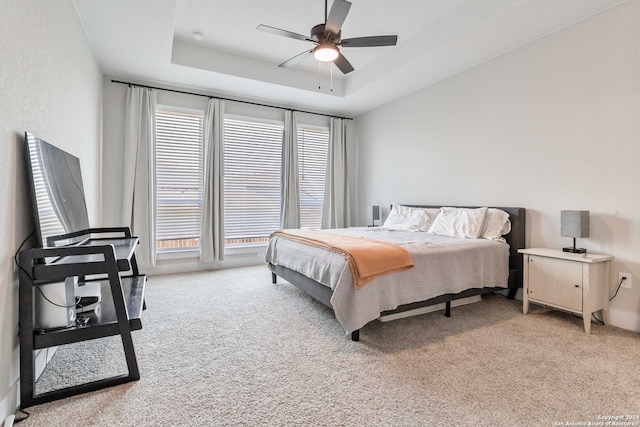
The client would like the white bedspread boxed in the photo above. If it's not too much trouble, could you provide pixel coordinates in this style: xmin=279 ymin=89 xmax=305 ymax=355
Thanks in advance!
xmin=265 ymin=227 xmax=509 ymax=334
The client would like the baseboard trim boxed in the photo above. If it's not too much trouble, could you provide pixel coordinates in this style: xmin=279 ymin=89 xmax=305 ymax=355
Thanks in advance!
xmin=0 ymin=348 xmax=58 ymax=421
xmin=499 ymin=289 xmax=639 ymax=332
xmin=607 ymin=308 xmax=640 ymax=332
xmin=0 ymin=380 xmax=18 ymax=424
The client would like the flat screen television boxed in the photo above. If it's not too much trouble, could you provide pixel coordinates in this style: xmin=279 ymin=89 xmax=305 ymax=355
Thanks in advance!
xmin=24 ymin=132 xmax=90 ymax=248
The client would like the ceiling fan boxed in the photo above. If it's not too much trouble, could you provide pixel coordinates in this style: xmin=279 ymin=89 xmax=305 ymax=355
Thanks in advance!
xmin=257 ymin=0 xmax=397 ymax=74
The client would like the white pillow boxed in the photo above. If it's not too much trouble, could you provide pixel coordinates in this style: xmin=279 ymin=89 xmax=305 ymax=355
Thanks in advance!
xmin=382 ymin=205 xmax=438 ymax=231
xmin=481 ymin=208 xmax=511 ymax=241
xmin=381 ymin=204 xmax=409 ymax=230
xmin=428 ymin=207 xmax=488 ymax=239
xmin=409 ymin=207 xmax=439 ymax=231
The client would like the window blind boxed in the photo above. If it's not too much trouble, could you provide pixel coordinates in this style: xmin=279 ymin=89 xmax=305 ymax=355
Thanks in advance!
xmin=28 ymin=141 xmax=66 ymax=247
xmin=298 ymin=127 xmax=328 ymax=229
xmin=223 ymin=118 xmax=283 ymax=246
xmin=155 ymin=109 xmax=204 ymax=251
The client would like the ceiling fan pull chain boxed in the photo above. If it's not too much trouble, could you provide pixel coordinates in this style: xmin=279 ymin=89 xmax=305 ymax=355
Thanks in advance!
xmin=318 ymin=60 xmax=322 ymax=90
xmin=330 ymin=63 xmax=333 ymax=92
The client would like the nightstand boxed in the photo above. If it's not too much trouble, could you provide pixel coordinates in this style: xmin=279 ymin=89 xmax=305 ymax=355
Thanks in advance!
xmin=518 ymin=248 xmax=613 ymax=334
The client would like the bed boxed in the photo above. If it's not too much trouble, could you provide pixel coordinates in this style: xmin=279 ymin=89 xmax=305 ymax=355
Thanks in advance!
xmin=266 ymin=205 xmax=526 ymax=341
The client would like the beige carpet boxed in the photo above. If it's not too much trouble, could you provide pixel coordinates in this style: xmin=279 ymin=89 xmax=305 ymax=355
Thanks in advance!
xmin=22 ymin=265 xmax=640 ymax=426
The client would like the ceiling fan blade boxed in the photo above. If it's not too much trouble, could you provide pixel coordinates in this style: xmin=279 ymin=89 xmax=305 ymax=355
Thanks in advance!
xmin=325 ymin=0 xmax=351 ymax=36
xmin=257 ymin=24 xmax=314 ymax=43
xmin=334 ymin=52 xmax=354 ymax=74
xmin=340 ymin=35 xmax=398 ymax=47
xmin=278 ymin=49 xmax=314 ymax=68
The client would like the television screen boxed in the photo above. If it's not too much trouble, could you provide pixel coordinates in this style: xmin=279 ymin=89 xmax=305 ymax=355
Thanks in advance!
xmin=25 ymin=132 xmax=90 ymax=247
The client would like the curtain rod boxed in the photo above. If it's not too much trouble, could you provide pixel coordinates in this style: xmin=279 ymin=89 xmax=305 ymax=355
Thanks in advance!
xmin=110 ymin=79 xmax=353 ymax=121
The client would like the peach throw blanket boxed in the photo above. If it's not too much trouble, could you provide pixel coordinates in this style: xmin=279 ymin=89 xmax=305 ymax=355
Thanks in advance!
xmin=271 ymin=229 xmax=414 ymax=289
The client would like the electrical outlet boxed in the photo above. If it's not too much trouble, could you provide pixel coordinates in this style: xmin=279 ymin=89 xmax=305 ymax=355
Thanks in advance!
xmin=619 ymin=272 xmax=632 ymax=289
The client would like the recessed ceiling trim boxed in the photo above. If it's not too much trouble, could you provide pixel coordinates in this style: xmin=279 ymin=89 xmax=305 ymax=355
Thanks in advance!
xmin=171 ymin=39 xmax=346 ymax=97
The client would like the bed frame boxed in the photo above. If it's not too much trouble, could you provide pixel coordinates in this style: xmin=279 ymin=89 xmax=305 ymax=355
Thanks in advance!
xmin=269 ymin=205 xmax=526 ymax=341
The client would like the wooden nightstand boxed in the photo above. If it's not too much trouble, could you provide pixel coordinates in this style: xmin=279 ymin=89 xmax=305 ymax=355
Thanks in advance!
xmin=518 ymin=248 xmax=613 ymax=334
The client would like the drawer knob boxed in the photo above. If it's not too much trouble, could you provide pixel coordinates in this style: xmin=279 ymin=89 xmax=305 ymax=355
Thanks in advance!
xmin=574 ymin=284 xmax=580 ymax=288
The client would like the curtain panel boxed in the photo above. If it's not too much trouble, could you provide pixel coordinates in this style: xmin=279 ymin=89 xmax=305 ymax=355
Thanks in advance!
xmin=200 ymin=98 xmax=226 ymax=262
xmin=322 ymin=117 xmax=351 ymax=229
xmin=280 ymin=110 xmax=300 ymax=229
xmin=122 ymin=86 xmax=157 ymax=269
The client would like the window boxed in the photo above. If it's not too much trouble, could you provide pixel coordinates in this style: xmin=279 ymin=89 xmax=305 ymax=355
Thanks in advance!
xmin=298 ymin=126 xmax=328 ymax=229
xmin=223 ymin=117 xmax=283 ymax=247
xmin=155 ymin=109 xmax=204 ymax=252
xmin=153 ymin=110 xmax=329 ymax=252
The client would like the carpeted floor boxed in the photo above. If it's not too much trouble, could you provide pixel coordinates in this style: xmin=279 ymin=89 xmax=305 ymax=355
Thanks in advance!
xmin=21 ymin=265 xmax=640 ymax=426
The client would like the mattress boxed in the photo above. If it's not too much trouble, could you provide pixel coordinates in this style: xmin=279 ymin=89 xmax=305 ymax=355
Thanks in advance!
xmin=265 ymin=227 xmax=510 ymax=333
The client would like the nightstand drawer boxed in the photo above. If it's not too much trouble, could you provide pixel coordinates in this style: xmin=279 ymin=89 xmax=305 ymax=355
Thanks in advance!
xmin=527 ymin=255 xmax=582 ymax=312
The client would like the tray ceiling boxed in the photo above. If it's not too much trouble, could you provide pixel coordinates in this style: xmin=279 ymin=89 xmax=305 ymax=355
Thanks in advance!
xmin=73 ymin=0 xmax=625 ymax=116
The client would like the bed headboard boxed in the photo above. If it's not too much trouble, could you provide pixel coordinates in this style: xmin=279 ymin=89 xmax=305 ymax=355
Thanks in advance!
xmin=404 ymin=205 xmax=526 ymax=290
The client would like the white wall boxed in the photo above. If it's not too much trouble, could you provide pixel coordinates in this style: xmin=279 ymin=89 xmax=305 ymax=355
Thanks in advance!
xmin=0 ymin=0 xmax=103 ymax=418
xmin=355 ymin=1 xmax=640 ymax=331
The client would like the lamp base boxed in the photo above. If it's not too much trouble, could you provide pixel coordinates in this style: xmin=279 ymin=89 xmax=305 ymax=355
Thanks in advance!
xmin=563 ymin=247 xmax=587 ymax=254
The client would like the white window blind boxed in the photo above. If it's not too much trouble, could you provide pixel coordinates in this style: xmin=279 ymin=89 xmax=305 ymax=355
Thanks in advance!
xmin=298 ymin=126 xmax=328 ymax=229
xmin=155 ymin=109 xmax=204 ymax=252
xmin=223 ymin=118 xmax=283 ymax=247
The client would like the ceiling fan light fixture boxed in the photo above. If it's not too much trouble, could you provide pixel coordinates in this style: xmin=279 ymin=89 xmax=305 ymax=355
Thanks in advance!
xmin=313 ymin=43 xmax=339 ymax=62
xmin=258 ymin=0 xmax=396 ymax=74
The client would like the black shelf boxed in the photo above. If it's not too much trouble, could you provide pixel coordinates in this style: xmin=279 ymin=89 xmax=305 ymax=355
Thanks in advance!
xmin=43 ymin=237 xmax=139 ymax=272
xmin=33 ymin=275 xmax=146 ymax=349
xmin=19 ymin=228 xmax=145 ymax=408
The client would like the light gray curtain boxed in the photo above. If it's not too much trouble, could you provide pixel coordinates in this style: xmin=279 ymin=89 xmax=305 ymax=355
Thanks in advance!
xmin=280 ymin=110 xmax=300 ymax=229
xmin=122 ymin=86 xmax=157 ymax=269
xmin=200 ymin=98 xmax=226 ymax=262
xmin=322 ymin=117 xmax=351 ymax=229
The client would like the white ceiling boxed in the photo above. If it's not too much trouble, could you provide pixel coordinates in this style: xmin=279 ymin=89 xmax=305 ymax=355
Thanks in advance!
xmin=73 ymin=0 xmax=624 ymax=117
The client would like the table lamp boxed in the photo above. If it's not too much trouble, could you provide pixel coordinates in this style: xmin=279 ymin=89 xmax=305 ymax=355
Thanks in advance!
xmin=367 ymin=205 xmax=380 ymax=227
xmin=561 ymin=210 xmax=589 ymax=253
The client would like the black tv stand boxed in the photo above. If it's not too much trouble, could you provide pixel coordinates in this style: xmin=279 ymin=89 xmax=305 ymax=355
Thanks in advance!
xmin=18 ymin=227 xmax=146 ymax=408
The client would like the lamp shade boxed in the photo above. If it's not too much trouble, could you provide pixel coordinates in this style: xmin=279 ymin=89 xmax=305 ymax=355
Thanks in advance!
xmin=561 ymin=210 xmax=589 ymax=238
xmin=367 ymin=205 xmax=380 ymax=226
xmin=371 ymin=205 xmax=380 ymax=221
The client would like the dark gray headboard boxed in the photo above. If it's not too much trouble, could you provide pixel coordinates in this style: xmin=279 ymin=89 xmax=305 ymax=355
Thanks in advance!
xmin=403 ymin=205 xmax=526 ymax=290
